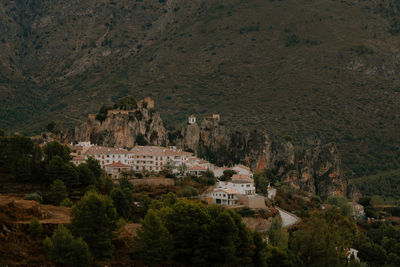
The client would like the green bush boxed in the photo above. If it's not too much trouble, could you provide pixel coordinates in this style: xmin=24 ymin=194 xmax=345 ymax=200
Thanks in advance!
xmin=29 ymin=218 xmax=43 ymax=238
xmin=60 ymin=198 xmax=73 ymax=207
xmin=25 ymin=192 xmax=43 ymax=203
xmin=177 ymin=186 xmax=198 ymax=197
xmin=236 ymin=207 xmax=256 ymax=217
xmin=43 ymin=225 xmax=90 ymax=267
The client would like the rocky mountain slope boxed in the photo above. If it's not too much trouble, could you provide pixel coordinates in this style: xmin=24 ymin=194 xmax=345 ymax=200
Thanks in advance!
xmin=72 ymin=99 xmax=347 ymax=199
xmin=72 ymin=98 xmax=167 ymax=147
xmin=179 ymin=117 xmax=346 ymax=199
xmin=1 ymin=0 xmax=400 ymax=177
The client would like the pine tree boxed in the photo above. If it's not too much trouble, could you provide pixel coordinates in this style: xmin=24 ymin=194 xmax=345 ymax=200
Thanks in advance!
xmin=133 ymin=209 xmax=173 ymax=264
xmin=110 ymin=188 xmax=131 ymax=220
xmin=29 ymin=218 xmax=43 ymax=239
xmin=48 ymin=179 xmax=68 ymax=205
xmin=268 ymin=217 xmax=289 ymax=250
xmin=43 ymin=225 xmax=90 ymax=267
xmin=70 ymin=190 xmax=117 ymax=260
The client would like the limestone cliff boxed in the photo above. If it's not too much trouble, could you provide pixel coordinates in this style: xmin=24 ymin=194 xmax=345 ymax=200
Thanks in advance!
xmin=72 ymin=98 xmax=167 ymax=147
xmin=178 ymin=118 xmax=347 ymax=199
xmin=70 ymin=100 xmax=347 ymax=199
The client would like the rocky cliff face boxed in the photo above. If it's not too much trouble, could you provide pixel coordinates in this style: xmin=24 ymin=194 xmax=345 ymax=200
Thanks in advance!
xmin=72 ymin=98 xmax=167 ymax=147
xmin=71 ymin=99 xmax=347 ymax=198
xmin=178 ymin=119 xmax=347 ymax=199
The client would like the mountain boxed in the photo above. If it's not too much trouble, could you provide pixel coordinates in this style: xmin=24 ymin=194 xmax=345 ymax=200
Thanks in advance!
xmin=0 ymin=0 xmax=400 ymax=177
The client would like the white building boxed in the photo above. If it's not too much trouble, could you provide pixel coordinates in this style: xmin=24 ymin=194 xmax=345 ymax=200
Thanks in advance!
xmin=83 ymin=146 xmax=130 ymax=168
xmin=213 ymin=166 xmax=229 ymax=178
xmin=211 ymin=188 xmax=238 ymax=205
xmin=188 ymin=115 xmax=196 ymax=124
xmin=127 ymin=146 xmax=192 ymax=173
xmin=210 ymin=174 xmax=257 ymax=206
xmin=81 ymin=145 xmax=193 ymax=173
xmin=187 ymin=165 xmax=208 ymax=176
xmin=232 ymin=164 xmax=253 ymax=178
xmin=267 ymin=184 xmax=277 ymax=200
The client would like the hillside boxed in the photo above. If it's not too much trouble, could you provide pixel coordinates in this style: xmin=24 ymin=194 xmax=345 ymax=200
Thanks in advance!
xmin=0 ymin=0 xmax=400 ymax=177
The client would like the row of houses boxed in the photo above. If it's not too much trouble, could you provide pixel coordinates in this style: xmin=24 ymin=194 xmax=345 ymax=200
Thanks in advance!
xmin=69 ymin=143 xmax=253 ymax=179
xmin=70 ymin=143 xmax=275 ymax=210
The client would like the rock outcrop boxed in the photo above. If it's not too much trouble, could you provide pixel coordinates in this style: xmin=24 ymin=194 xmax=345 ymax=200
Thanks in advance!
xmin=177 ymin=118 xmax=347 ymax=199
xmin=72 ymin=97 xmax=167 ymax=147
xmin=70 ymin=100 xmax=347 ymax=199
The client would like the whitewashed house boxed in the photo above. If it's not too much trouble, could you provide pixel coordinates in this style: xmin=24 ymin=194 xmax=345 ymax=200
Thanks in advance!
xmin=83 ymin=146 xmax=130 ymax=168
xmin=187 ymin=165 xmax=208 ymax=176
xmin=232 ymin=164 xmax=253 ymax=178
xmin=267 ymin=184 xmax=277 ymax=200
xmin=210 ymin=174 xmax=266 ymax=208
xmin=188 ymin=115 xmax=196 ymax=124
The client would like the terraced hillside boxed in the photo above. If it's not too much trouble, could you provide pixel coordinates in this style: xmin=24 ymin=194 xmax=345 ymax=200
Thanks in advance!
xmin=0 ymin=0 xmax=399 ymax=177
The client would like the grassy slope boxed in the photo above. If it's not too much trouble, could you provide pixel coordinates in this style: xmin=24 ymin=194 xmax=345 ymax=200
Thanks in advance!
xmin=0 ymin=0 xmax=399 ymax=177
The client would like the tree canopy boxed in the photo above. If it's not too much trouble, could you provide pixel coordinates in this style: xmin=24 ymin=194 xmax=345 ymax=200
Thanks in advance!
xmin=70 ymin=190 xmax=118 ymax=260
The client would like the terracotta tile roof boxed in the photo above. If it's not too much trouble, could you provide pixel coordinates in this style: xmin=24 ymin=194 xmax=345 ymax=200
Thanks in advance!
xmin=163 ymin=149 xmax=192 ymax=157
xmin=104 ymin=162 xmax=131 ymax=168
xmin=128 ymin=146 xmax=192 ymax=157
xmin=68 ymin=145 xmax=83 ymax=151
xmin=84 ymin=146 xmax=129 ymax=155
xmin=129 ymin=146 xmax=166 ymax=156
xmin=231 ymin=174 xmax=253 ymax=183
xmin=188 ymin=165 xmax=207 ymax=171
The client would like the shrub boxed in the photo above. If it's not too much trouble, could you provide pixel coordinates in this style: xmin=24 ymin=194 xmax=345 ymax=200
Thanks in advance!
xmin=177 ymin=186 xmax=198 ymax=197
xmin=60 ymin=198 xmax=73 ymax=207
xmin=29 ymin=218 xmax=43 ymax=238
xmin=25 ymin=192 xmax=43 ymax=203
xmin=236 ymin=207 xmax=256 ymax=217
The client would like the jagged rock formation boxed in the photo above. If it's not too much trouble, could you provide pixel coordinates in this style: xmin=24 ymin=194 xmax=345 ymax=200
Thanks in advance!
xmin=71 ymin=100 xmax=347 ymax=198
xmin=72 ymin=98 xmax=167 ymax=147
xmin=178 ymin=117 xmax=347 ymax=199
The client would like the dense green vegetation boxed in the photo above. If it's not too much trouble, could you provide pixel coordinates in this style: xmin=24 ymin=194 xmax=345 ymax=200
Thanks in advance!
xmin=0 ymin=0 xmax=399 ymax=178
xmin=1 ymin=134 xmax=400 ymax=266
xmin=350 ymin=170 xmax=400 ymax=204
xmin=354 ymin=221 xmax=400 ymax=267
